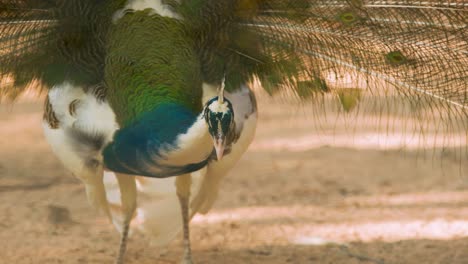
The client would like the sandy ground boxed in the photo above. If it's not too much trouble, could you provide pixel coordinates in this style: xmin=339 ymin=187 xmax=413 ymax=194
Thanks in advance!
xmin=1 ymin=97 xmax=468 ymax=264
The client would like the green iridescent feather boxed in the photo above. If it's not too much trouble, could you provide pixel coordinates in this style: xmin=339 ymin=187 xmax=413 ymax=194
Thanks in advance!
xmin=0 ymin=0 xmax=465 ymax=125
xmin=0 ymin=0 xmax=127 ymax=97
xmin=105 ymin=10 xmax=203 ymax=126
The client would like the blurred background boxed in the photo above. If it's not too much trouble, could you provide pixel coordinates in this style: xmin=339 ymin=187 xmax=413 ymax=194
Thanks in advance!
xmin=1 ymin=88 xmax=467 ymax=263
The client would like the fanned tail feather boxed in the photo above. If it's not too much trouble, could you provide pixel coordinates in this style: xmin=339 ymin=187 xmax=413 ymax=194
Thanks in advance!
xmin=244 ymin=0 xmax=467 ymax=108
xmin=168 ymin=0 xmax=467 ymax=128
xmin=1 ymin=0 xmax=465 ymax=116
xmin=0 ymin=0 xmax=116 ymax=99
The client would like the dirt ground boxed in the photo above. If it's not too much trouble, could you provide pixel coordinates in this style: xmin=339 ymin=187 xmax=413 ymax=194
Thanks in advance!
xmin=1 ymin=96 xmax=468 ymax=264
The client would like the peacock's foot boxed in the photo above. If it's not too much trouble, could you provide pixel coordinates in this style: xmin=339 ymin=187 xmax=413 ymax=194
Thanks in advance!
xmin=176 ymin=174 xmax=194 ymax=264
xmin=180 ymin=254 xmax=193 ymax=264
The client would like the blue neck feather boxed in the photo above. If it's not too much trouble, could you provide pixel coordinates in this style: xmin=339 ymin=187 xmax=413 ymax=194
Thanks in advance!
xmin=103 ymin=103 xmax=209 ymax=178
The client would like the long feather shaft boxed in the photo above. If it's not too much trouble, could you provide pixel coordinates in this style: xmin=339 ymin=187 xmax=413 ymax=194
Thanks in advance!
xmin=298 ymin=47 xmax=467 ymax=109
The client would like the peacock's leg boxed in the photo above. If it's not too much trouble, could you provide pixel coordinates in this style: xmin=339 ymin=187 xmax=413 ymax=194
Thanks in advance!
xmin=190 ymin=171 xmax=220 ymax=216
xmin=114 ymin=174 xmax=137 ymax=264
xmin=82 ymin=165 xmax=112 ymax=220
xmin=176 ymin=174 xmax=193 ymax=264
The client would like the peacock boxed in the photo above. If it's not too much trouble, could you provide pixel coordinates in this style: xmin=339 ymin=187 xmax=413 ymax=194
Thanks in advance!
xmin=0 ymin=0 xmax=466 ymax=263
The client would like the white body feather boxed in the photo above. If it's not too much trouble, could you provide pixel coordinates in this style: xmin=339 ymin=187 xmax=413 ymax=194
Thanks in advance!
xmin=113 ymin=0 xmax=181 ymax=22
xmin=43 ymin=82 xmax=257 ymax=248
xmin=105 ymin=84 xmax=257 ymax=246
xmin=43 ymin=83 xmax=119 ymax=216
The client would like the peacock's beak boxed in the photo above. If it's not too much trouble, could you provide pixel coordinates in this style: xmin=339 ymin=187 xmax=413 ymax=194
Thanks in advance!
xmin=214 ymin=140 xmax=225 ymax=161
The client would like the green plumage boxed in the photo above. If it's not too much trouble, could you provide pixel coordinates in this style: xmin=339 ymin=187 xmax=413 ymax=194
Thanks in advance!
xmin=0 ymin=1 xmax=121 ymax=97
xmin=0 ymin=2 xmax=466 ymax=263
xmin=106 ymin=10 xmax=202 ymax=126
xmin=0 ymin=0 xmax=466 ymax=120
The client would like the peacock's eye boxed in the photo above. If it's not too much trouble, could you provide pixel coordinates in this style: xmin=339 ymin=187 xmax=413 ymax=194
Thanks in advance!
xmin=338 ymin=11 xmax=359 ymax=25
xmin=386 ymin=51 xmax=408 ymax=66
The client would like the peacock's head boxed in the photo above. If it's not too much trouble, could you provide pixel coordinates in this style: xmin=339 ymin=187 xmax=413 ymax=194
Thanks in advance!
xmin=203 ymin=80 xmax=235 ymax=161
